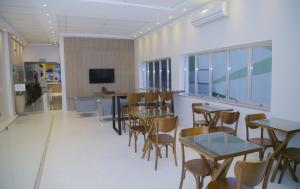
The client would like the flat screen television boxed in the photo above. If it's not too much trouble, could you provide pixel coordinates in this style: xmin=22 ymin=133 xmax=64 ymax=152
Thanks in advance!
xmin=89 ymin=69 xmax=115 ymax=83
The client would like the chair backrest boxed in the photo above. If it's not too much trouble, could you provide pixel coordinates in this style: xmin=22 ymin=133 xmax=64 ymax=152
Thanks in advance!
xmin=192 ymin=103 xmax=208 ymax=114
xmin=245 ymin=113 xmax=266 ymax=129
xmin=127 ymin=93 xmax=142 ymax=107
xmin=220 ymin=111 xmax=240 ymax=124
xmin=180 ymin=127 xmax=209 ymax=137
xmin=245 ymin=113 xmax=266 ymax=140
xmin=234 ymin=154 xmax=273 ymax=189
xmin=159 ymin=91 xmax=173 ymax=101
xmin=144 ymin=92 xmax=158 ymax=107
xmin=154 ymin=116 xmax=178 ymax=134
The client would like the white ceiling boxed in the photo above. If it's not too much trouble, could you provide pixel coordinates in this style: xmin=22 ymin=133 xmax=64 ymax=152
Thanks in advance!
xmin=0 ymin=0 xmax=212 ymax=45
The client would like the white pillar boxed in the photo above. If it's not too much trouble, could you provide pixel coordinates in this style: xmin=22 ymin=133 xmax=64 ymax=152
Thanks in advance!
xmin=59 ymin=36 xmax=67 ymax=111
xmin=2 ymin=32 xmax=15 ymax=115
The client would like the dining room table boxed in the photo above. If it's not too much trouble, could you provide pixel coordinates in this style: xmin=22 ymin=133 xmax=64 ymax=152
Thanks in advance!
xmin=193 ymin=104 xmax=233 ymax=130
xmin=100 ymin=89 xmax=184 ymax=135
xmin=179 ymin=132 xmax=263 ymax=181
xmin=250 ymin=117 xmax=300 ymax=183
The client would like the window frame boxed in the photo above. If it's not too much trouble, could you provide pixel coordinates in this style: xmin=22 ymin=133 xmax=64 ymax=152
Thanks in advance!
xmin=184 ymin=41 xmax=272 ymax=111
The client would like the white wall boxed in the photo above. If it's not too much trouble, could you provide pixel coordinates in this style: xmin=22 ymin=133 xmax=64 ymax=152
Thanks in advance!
xmin=134 ymin=0 xmax=300 ymax=145
xmin=24 ymin=45 xmax=59 ymax=63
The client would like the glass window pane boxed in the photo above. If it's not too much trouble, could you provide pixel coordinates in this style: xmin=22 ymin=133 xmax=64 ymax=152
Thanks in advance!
xmin=197 ymin=55 xmax=209 ymax=96
xmin=154 ymin=61 xmax=160 ymax=89
xmin=161 ymin=60 xmax=167 ymax=90
xmin=188 ymin=56 xmax=195 ymax=94
xmin=229 ymin=49 xmax=248 ymax=102
xmin=251 ymin=45 xmax=272 ymax=105
xmin=148 ymin=62 xmax=153 ymax=88
xmin=212 ymin=52 xmax=227 ymax=98
xmin=168 ymin=59 xmax=172 ymax=90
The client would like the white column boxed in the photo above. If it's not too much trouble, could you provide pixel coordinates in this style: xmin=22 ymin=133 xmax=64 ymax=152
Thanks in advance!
xmin=59 ymin=36 xmax=67 ymax=111
xmin=2 ymin=32 xmax=15 ymax=115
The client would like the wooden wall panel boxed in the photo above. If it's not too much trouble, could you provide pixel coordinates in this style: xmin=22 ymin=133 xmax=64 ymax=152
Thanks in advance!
xmin=64 ymin=37 xmax=135 ymax=101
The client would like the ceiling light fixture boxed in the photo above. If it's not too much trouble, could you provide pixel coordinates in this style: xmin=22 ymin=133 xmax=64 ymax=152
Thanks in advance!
xmin=134 ymin=35 xmax=137 ymax=38
xmin=140 ymin=32 xmax=143 ymax=34
xmin=42 ymin=3 xmax=47 ymax=7
xmin=51 ymin=31 xmax=55 ymax=34
xmin=45 ymin=13 xmax=50 ymax=16
xmin=49 ymin=26 xmax=53 ymax=29
xmin=201 ymin=9 xmax=208 ymax=14
xmin=147 ymin=27 xmax=151 ymax=30
xmin=183 ymin=8 xmax=187 ymax=11
xmin=48 ymin=20 xmax=51 ymax=24
xmin=168 ymin=16 xmax=173 ymax=19
xmin=156 ymin=22 xmax=160 ymax=25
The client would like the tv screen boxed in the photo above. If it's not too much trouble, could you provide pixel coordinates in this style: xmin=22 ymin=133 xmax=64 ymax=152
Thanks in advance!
xmin=89 ymin=69 xmax=115 ymax=83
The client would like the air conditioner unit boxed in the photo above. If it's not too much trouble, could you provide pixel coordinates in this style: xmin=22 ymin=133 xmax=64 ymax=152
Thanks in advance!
xmin=190 ymin=1 xmax=228 ymax=27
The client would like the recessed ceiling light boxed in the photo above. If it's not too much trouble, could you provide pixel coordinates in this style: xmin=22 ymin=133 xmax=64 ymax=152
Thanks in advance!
xmin=201 ymin=9 xmax=208 ymax=14
xmin=156 ymin=22 xmax=160 ymax=25
xmin=134 ymin=35 xmax=137 ymax=38
xmin=42 ymin=3 xmax=47 ymax=7
xmin=147 ymin=27 xmax=151 ymax=30
xmin=45 ymin=13 xmax=50 ymax=16
xmin=140 ymin=32 xmax=143 ymax=34
xmin=168 ymin=16 xmax=173 ymax=19
xmin=183 ymin=8 xmax=187 ymax=11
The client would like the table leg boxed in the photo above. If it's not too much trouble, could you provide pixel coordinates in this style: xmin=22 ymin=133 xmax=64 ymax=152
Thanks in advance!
xmin=211 ymin=158 xmax=233 ymax=181
xmin=267 ymin=129 xmax=294 ymax=182
xmin=112 ymin=96 xmax=122 ymax=135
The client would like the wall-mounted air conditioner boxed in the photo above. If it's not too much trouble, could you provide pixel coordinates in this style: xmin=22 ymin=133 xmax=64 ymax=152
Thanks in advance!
xmin=190 ymin=1 xmax=228 ymax=27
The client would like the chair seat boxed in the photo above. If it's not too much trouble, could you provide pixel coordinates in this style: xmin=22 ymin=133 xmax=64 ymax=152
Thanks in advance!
xmin=184 ymin=158 xmax=217 ymax=177
xmin=248 ymin=137 xmax=272 ymax=147
xmin=207 ymin=177 xmax=254 ymax=189
xmin=212 ymin=126 xmax=235 ymax=135
xmin=194 ymin=120 xmax=207 ymax=126
xmin=283 ymin=148 xmax=300 ymax=162
xmin=149 ymin=134 xmax=173 ymax=145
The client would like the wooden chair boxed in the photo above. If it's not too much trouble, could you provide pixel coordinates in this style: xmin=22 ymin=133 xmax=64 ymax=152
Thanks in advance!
xmin=192 ymin=103 xmax=209 ymax=128
xmin=159 ymin=91 xmax=173 ymax=112
xmin=127 ymin=105 xmax=147 ymax=153
xmin=143 ymin=92 xmax=158 ymax=109
xmin=211 ymin=111 xmax=240 ymax=136
xmin=179 ymin=127 xmax=213 ymax=189
xmin=207 ymin=154 xmax=274 ymax=189
xmin=243 ymin=113 xmax=272 ymax=161
xmin=147 ymin=116 xmax=178 ymax=170
xmin=278 ymin=147 xmax=300 ymax=183
xmin=122 ymin=93 xmax=143 ymax=131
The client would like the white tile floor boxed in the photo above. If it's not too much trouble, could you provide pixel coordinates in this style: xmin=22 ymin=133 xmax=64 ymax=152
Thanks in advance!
xmin=39 ymin=111 xmax=300 ymax=189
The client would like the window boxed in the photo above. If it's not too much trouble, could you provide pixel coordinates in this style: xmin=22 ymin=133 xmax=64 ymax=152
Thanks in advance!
xmin=251 ymin=46 xmax=272 ymax=105
xmin=143 ymin=58 xmax=171 ymax=90
xmin=229 ymin=49 xmax=248 ymax=102
xmin=211 ymin=51 xmax=227 ymax=98
xmin=185 ymin=42 xmax=272 ymax=109
xmin=197 ymin=55 xmax=209 ymax=96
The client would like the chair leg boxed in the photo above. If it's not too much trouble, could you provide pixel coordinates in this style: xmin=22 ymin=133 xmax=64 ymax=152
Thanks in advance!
xmin=166 ymin=145 xmax=168 ymax=158
xmin=179 ymin=167 xmax=186 ymax=189
xmin=278 ymin=157 xmax=288 ymax=184
xmin=195 ymin=176 xmax=201 ymax=189
xmin=287 ymin=160 xmax=299 ymax=182
xmin=173 ymin=144 xmax=178 ymax=166
xmin=293 ymin=162 xmax=298 ymax=173
xmin=128 ymin=131 xmax=132 ymax=147
xmin=147 ymin=144 xmax=151 ymax=161
xmin=134 ymin=132 xmax=138 ymax=153
xmin=155 ymin=145 xmax=159 ymax=170
xmin=243 ymin=154 xmax=247 ymax=161
xmin=259 ymin=149 xmax=265 ymax=161
xmin=271 ymin=156 xmax=283 ymax=182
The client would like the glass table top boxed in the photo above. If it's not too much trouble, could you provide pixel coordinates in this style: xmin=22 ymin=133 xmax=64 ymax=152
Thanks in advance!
xmin=132 ymin=109 xmax=174 ymax=119
xmin=193 ymin=105 xmax=233 ymax=113
xmin=179 ymin=132 xmax=262 ymax=161
xmin=251 ymin=118 xmax=300 ymax=133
